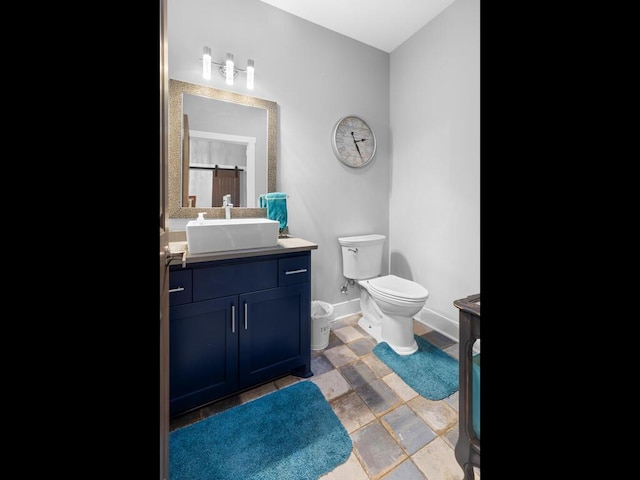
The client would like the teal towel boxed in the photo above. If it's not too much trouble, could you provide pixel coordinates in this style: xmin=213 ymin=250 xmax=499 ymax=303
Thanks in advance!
xmin=472 ymin=353 xmax=480 ymax=439
xmin=259 ymin=192 xmax=288 ymax=231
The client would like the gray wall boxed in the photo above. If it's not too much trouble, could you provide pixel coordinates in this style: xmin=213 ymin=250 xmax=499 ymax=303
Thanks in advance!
xmin=168 ymin=0 xmax=479 ymax=339
xmin=390 ymin=0 xmax=480 ymax=338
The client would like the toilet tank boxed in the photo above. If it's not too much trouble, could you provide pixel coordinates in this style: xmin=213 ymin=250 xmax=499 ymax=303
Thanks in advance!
xmin=338 ymin=234 xmax=385 ymax=280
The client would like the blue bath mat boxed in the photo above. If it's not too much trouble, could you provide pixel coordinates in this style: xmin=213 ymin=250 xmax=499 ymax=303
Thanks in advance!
xmin=169 ymin=381 xmax=352 ymax=480
xmin=373 ymin=334 xmax=459 ymax=400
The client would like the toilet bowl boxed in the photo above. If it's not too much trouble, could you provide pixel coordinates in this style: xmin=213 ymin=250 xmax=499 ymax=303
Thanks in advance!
xmin=338 ymin=234 xmax=429 ymax=356
xmin=358 ymin=275 xmax=428 ymax=355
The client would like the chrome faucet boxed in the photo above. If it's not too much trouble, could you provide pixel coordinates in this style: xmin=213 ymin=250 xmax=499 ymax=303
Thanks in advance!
xmin=222 ymin=194 xmax=233 ymax=219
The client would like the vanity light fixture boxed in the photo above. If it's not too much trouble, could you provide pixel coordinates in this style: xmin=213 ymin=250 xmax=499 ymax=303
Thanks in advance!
xmin=201 ymin=46 xmax=255 ymax=90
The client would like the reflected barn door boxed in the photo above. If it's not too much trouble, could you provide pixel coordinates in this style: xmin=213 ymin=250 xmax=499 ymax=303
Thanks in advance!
xmin=212 ymin=168 xmax=240 ymax=207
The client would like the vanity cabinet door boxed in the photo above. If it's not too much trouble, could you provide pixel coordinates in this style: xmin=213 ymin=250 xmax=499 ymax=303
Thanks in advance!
xmin=238 ymin=283 xmax=311 ymax=388
xmin=169 ymin=295 xmax=238 ymax=416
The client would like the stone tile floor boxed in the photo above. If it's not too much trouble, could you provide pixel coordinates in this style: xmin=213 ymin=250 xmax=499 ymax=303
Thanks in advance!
xmin=170 ymin=313 xmax=480 ymax=480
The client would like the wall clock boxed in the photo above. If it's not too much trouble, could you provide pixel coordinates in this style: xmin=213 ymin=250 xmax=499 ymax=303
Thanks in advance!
xmin=331 ymin=115 xmax=377 ymax=168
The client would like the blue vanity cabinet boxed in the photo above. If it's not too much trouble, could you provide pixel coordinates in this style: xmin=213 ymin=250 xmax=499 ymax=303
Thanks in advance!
xmin=169 ymin=251 xmax=313 ymax=417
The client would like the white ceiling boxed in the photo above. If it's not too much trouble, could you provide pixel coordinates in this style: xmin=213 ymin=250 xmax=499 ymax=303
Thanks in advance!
xmin=259 ymin=0 xmax=457 ymax=53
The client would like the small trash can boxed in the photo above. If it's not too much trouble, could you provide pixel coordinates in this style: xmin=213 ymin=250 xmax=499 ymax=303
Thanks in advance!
xmin=311 ymin=300 xmax=334 ymax=350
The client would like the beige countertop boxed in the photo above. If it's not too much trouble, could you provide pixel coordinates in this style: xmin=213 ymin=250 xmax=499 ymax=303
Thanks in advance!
xmin=168 ymin=236 xmax=318 ymax=267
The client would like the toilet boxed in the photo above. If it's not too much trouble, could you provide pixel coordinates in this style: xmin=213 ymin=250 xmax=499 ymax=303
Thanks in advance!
xmin=339 ymin=234 xmax=429 ymax=355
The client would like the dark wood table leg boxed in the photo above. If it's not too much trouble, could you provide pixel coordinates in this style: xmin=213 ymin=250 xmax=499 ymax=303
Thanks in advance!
xmin=454 ymin=294 xmax=480 ymax=479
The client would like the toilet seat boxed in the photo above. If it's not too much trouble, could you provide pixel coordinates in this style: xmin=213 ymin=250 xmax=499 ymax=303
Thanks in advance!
xmin=366 ymin=275 xmax=428 ymax=302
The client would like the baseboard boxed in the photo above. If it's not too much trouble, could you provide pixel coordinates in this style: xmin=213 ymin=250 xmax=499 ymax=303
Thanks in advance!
xmin=331 ymin=298 xmax=361 ymax=322
xmin=415 ymin=307 xmax=481 ymax=354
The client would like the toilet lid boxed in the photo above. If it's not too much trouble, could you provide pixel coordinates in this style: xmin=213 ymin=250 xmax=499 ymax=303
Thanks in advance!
xmin=367 ymin=275 xmax=428 ymax=301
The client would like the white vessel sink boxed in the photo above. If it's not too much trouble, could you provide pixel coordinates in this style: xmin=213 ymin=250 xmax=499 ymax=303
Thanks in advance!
xmin=186 ymin=218 xmax=280 ymax=254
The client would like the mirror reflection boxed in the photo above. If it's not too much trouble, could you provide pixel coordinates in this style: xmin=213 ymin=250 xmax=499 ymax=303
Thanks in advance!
xmin=169 ymin=79 xmax=277 ymax=219
xmin=184 ymin=93 xmax=267 ymax=208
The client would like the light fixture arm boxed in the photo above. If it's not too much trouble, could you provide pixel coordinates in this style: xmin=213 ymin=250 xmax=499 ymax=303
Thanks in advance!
xmin=216 ymin=62 xmax=244 ymax=77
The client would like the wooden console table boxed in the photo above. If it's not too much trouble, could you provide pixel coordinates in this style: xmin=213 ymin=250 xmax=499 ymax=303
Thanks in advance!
xmin=454 ymin=293 xmax=480 ymax=480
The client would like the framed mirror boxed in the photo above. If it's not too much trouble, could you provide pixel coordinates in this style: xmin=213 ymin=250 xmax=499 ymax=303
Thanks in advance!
xmin=169 ymin=79 xmax=277 ymax=219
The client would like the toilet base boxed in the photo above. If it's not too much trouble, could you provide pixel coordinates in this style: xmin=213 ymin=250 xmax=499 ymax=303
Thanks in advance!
xmin=358 ymin=315 xmax=382 ymax=343
xmin=386 ymin=338 xmax=418 ymax=355
xmin=358 ymin=314 xmax=418 ymax=356
xmin=358 ymin=284 xmax=419 ymax=356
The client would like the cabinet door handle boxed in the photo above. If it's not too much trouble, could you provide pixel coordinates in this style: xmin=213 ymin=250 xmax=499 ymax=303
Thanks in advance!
xmin=285 ymin=268 xmax=307 ymax=275
xmin=168 ymin=286 xmax=185 ymax=293
xmin=244 ymin=303 xmax=248 ymax=330
xmin=231 ymin=304 xmax=236 ymax=333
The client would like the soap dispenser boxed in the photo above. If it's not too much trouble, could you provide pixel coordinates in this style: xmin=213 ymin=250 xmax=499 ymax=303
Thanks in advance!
xmin=196 ymin=212 xmax=207 ymax=224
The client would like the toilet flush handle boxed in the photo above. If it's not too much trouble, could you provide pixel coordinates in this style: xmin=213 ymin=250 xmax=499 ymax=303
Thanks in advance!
xmin=348 ymin=248 xmax=358 ymax=253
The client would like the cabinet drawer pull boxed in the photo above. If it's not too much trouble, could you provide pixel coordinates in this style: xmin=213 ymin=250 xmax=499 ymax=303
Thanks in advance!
xmin=285 ymin=268 xmax=308 ymax=275
xmin=231 ymin=305 xmax=235 ymax=333
xmin=244 ymin=303 xmax=248 ymax=330
xmin=169 ymin=286 xmax=185 ymax=293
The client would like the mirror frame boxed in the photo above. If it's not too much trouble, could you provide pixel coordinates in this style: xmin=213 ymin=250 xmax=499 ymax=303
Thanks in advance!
xmin=169 ymin=79 xmax=277 ymax=219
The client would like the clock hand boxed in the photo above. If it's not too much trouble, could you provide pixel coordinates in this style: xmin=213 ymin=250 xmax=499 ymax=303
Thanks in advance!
xmin=351 ymin=132 xmax=363 ymax=158
xmin=351 ymin=132 xmax=368 ymax=143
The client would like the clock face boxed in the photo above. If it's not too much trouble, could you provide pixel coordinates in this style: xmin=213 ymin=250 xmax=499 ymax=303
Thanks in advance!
xmin=331 ymin=115 xmax=377 ymax=167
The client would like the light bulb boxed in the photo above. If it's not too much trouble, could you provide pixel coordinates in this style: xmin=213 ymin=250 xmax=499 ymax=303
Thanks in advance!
xmin=202 ymin=46 xmax=211 ymax=80
xmin=246 ymin=59 xmax=254 ymax=90
xmin=225 ymin=53 xmax=234 ymax=85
